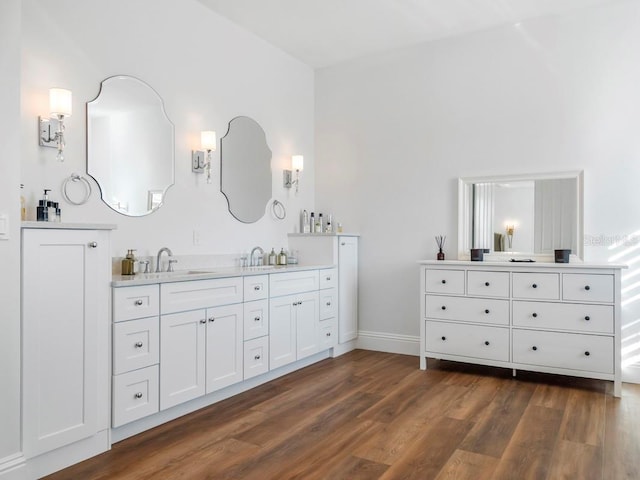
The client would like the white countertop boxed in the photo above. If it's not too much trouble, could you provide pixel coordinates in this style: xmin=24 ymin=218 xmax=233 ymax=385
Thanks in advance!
xmin=22 ymin=221 xmax=117 ymax=230
xmin=112 ymin=263 xmax=336 ymax=287
xmin=418 ymin=259 xmax=627 ymax=269
xmin=288 ymin=232 xmax=360 ymax=237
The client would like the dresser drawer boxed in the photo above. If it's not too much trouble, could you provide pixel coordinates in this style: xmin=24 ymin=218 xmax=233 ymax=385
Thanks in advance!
xmin=319 ymin=318 xmax=338 ymax=349
xmin=425 ymin=321 xmax=509 ymax=362
xmin=244 ymin=336 xmax=269 ymax=380
xmin=244 ymin=299 xmax=269 ymax=341
xmin=270 ymin=270 xmax=319 ymax=297
xmin=113 ymin=285 xmax=160 ymax=322
xmin=320 ymin=268 xmax=338 ymax=290
xmin=513 ymin=301 xmax=614 ymax=334
xmin=244 ymin=275 xmax=269 ymax=302
xmin=113 ymin=317 xmax=160 ymax=375
xmin=425 ymin=295 xmax=509 ymax=326
xmin=319 ymin=288 xmax=337 ymax=320
xmin=424 ymin=269 xmax=465 ymax=295
xmin=512 ymin=273 xmax=560 ymax=300
xmin=467 ymin=271 xmax=510 ymax=298
xmin=512 ymin=329 xmax=613 ymax=374
xmin=161 ymin=277 xmax=243 ymax=314
xmin=563 ymin=274 xmax=614 ymax=303
xmin=112 ymin=365 xmax=159 ymax=427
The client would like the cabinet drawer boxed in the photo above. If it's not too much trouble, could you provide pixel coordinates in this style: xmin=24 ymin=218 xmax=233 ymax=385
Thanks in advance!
xmin=467 ymin=271 xmax=509 ymax=298
xmin=244 ymin=336 xmax=269 ymax=380
xmin=563 ymin=274 xmax=614 ymax=303
xmin=425 ymin=321 xmax=509 ymax=362
xmin=244 ymin=299 xmax=269 ymax=341
xmin=113 ymin=285 xmax=160 ymax=322
xmin=113 ymin=317 xmax=160 ymax=375
xmin=425 ymin=295 xmax=509 ymax=326
xmin=512 ymin=329 xmax=613 ymax=374
xmin=424 ymin=269 xmax=465 ymax=295
xmin=244 ymin=275 xmax=269 ymax=302
xmin=513 ymin=301 xmax=614 ymax=334
xmin=269 ymin=270 xmax=319 ymax=297
xmin=319 ymin=288 xmax=337 ymax=320
xmin=512 ymin=273 xmax=560 ymax=300
xmin=320 ymin=268 xmax=338 ymax=290
xmin=319 ymin=318 xmax=338 ymax=349
xmin=112 ymin=365 xmax=159 ymax=428
xmin=161 ymin=277 xmax=243 ymax=314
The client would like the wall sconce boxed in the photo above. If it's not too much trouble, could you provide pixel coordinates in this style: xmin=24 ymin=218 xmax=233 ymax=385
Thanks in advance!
xmin=506 ymin=224 xmax=515 ymax=250
xmin=192 ymin=130 xmax=216 ymax=184
xmin=39 ymin=88 xmax=72 ymax=162
xmin=283 ymin=154 xmax=304 ymax=193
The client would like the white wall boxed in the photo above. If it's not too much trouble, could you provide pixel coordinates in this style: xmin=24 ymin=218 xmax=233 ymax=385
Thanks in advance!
xmin=21 ymin=0 xmax=315 ymax=259
xmin=315 ymin=0 xmax=640 ymax=377
xmin=0 ymin=0 xmax=23 ymax=465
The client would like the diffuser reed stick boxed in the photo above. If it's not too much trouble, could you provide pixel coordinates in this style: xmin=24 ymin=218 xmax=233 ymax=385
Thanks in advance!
xmin=435 ymin=235 xmax=446 ymax=260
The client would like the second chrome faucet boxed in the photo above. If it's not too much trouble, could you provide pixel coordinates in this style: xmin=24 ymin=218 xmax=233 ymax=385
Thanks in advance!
xmin=156 ymin=247 xmax=177 ymax=272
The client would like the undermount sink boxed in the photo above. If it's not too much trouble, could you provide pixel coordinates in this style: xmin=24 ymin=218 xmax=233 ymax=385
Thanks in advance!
xmin=185 ymin=270 xmax=217 ymax=275
xmin=242 ymin=265 xmax=276 ymax=270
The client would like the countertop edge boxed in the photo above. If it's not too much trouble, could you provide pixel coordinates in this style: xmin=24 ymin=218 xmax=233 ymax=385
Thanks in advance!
xmin=22 ymin=221 xmax=118 ymax=230
xmin=417 ymin=259 xmax=627 ymax=269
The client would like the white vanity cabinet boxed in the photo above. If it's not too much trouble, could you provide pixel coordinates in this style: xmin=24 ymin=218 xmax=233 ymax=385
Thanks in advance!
xmin=419 ymin=261 xmax=624 ymax=396
xmin=21 ymin=224 xmax=113 ymax=475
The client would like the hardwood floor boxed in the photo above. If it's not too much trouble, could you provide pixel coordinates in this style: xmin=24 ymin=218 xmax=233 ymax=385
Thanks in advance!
xmin=45 ymin=350 xmax=640 ymax=480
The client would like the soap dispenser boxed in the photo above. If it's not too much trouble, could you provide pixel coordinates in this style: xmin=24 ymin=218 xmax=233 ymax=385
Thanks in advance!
xmin=268 ymin=248 xmax=277 ymax=266
xmin=121 ymin=249 xmax=136 ymax=275
xmin=277 ymin=248 xmax=287 ymax=266
xmin=37 ymin=189 xmax=51 ymax=222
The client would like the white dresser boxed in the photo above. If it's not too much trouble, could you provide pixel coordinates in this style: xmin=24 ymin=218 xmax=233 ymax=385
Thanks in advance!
xmin=419 ymin=260 xmax=624 ymax=396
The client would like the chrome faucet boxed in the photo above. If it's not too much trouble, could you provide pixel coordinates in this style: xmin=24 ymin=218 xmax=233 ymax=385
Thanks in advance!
xmin=156 ymin=247 xmax=174 ymax=272
xmin=250 ymin=246 xmax=264 ymax=267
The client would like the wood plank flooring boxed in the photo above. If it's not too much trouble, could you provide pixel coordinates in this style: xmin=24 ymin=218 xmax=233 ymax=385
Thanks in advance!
xmin=45 ymin=350 xmax=640 ymax=480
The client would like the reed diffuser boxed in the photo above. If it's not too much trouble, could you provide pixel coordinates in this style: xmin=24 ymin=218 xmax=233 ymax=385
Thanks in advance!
xmin=435 ymin=235 xmax=446 ymax=261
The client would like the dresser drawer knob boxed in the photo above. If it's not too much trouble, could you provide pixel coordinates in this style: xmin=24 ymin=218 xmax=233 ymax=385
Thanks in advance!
xmin=485 ymin=282 xmax=490 ymax=287
xmin=254 ymin=354 xmax=261 ymax=360
xmin=532 ymin=346 xmax=538 ymax=351
xmin=134 ymin=392 xmax=143 ymax=399
xmin=441 ymin=336 xmax=446 ymax=341
xmin=441 ymin=306 xmax=447 ymax=310
xmin=200 ymin=319 xmax=207 ymax=324
xmin=326 ymin=332 xmax=331 ymax=337
xmin=585 ymin=351 xmax=591 ymax=356
xmin=254 ymin=316 xmax=261 ymax=322
xmin=441 ymin=279 xmax=447 ymax=284
xmin=254 ymin=285 xmax=261 ymax=291
xmin=134 ymin=341 xmax=143 ymax=348
xmin=484 ymin=341 xmax=490 ymax=346
xmin=326 ymin=302 xmax=331 ymax=306
xmin=532 ymin=284 xmax=538 ymax=289
xmin=532 ymin=313 xmax=538 ymax=318
xmin=209 ymin=317 xmax=215 ymax=322
xmin=135 ymin=299 xmax=143 ymax=306
xmin=585 ymin=285 xmax=591 ymax=291
xmin=484 ymin=309 xmax=490 ymax=314
xmin=584 ymin=316 xmax=590 ymax=321
xmin=326 ymin=276 xmax=331 ymax=281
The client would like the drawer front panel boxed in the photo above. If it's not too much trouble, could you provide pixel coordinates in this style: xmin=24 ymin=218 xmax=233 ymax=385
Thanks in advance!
xmin=467 ymin=271 xmax=510 ymax=298
xmin=319 ymin=288 xmax=338 ymax=320
xmin=425 ymin=295 xmax=509 ymax=326
xmin=112 ymin=365 xmax=159 ymax=427
xmin=513 ymin=301 xmax=614 ymax=334
xmin=113 ymin=317 xmax=160 ymax=375
xmin=320 ymin=268 xmax=338 ymax=290
xmin=425 ymin=321 xmax=509 ymax=362
xmin=161 ymin=277 xmax=243 ymax=314
xmin=424 ymin=269 xmax=465 ymax=295
xmin=244 ymin=275 xmax=269 ymax=302
xmin=319 ymin=318 xmax=338 ymax=349
xmin=244 ymin=336 xmax=269 ymax=380
xmin=243 ymin=299 xmax=269 ymax=341
xmin=113 ymin=285 xmax=160 ymax=322
xmin=512 ymin=329 xmax=613 ymax=374
xmin=563 ymin=274 xmax=614 ymax=303
xmin=512 ymin=273 xmax=560 ymax=300
xmin=269 ymin=270 xmax=319 ymax=297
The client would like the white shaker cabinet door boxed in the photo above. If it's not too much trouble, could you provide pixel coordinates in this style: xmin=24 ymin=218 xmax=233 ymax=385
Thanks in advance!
xmin=205 ymin=303 xmax=244 ymax=393
xmin=338 ymin=236 xmax=359 ymax=343
xmin=269 ymin=294 xmax=297 ymax=370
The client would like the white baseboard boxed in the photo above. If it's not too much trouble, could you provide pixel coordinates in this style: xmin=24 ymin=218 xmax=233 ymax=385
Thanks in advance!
xmin=356 ymin=330 xmax=420 ymax=356
xmin=0 ymin=454 xmax=25 ymax=480
xmin=623 ymin=364 xmax=640 ymax=384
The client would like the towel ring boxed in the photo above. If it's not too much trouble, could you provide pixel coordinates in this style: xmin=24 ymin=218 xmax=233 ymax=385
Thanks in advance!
xmin=62 ymin=173 xmax=92 ymax=206
xmin=272 ymin=200 xmax=286 ymax=220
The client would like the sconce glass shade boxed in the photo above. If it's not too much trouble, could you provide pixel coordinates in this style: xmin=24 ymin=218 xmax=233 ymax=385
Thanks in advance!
xmin=292 ymin=154 xmax=304 ymax=171
xmin=201 ymin=131 xmax=217 ymax=151
xmin=49 ymin=88 xmax=72 ymax=117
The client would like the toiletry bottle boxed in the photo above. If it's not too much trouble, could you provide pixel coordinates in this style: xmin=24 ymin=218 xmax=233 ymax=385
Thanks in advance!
xmin=268 ymin=248 xmax=277 ymax=265
xmin=325 ymin=214 xmax=332 ymax=233
xmin=337 ymin=223 xmax=343 ymax=233
xmin=20 ymin=184 xmax=26 ymax=221
xmin=37 ymin=189 xmax=51 ymax=222
xmin=51 ymin=202 xmax=60 ymax=223
xmin=55 ymin=203 xmax=61 ymax=223
xmin=121 ymin=249 xmax=136 ymax=275
xmin=278 ymin=248 xmax=287 ymax=265
xmin=302 ymin=210 xmax=310 ymax=233
xmin=310 ymin=212 xmax=315 ymax=233
xmin=318 ymin=213 xmax=324 ymax=234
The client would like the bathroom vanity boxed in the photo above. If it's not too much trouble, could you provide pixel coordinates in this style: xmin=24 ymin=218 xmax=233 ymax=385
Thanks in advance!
xmin=419 ymin=260 xmax=624 ymax=396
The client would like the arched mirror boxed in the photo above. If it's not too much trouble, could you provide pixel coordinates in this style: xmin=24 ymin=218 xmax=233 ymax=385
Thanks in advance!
xmin=220 ymin=116 xmax=272 ymax=223
xmin=87 ymin=75 xmax=175 ymax=216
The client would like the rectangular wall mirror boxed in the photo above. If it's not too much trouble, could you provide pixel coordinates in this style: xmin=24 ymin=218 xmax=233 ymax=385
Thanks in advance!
xmin=458 ymin=171 xmax=584 ymax=260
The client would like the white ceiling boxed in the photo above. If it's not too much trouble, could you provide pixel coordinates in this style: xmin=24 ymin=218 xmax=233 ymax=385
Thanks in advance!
xmin=198 ymin=0 xmax=621 ymax=68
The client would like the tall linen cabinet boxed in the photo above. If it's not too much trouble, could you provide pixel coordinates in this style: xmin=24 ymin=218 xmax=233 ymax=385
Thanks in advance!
xmin=21 ymin=223 xmax=114 ymax=478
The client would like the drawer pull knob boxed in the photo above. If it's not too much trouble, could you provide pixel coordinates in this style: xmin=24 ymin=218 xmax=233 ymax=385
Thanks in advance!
xmin=532 ymin=284 xmax=538 ymax=289
xmin=532 ymin=346 xmax=538 ymax=351
xmin=254 ymin=316 xmax=261 ymax=322
xmin=135 ymin=341 xmax=143 ymax=348
xmin=532 ymin=313 xmax=538 ymax=318
xmin=584 ymin=316 xmax=591 ymax=321
xmin=135 ymin=299 xmax=143 ymax=306
xmin=209 ymin=317 xmax=215 ymax=322
xmin=134 ymin=392 xmax=143 ymax=399
xmin=441 ymin=280 xmax=447 ymax=284
xmin=441 ymin=306 xmax=447 ymax=310
xmin=326 ymin=276 xmax=331 ymax=281
xmin=326 ymin=332 xmax=331 ymax=337
xmin=585 ymin=285 xmax=591 ymax=291
xmin=200 ymin=319 xmax=207 ymax=324
xmin=441 ymin=336 xmax=446 ymax=341
xmin=254 ymin=354 xmax=261 ymax=360
xmin=485 ymin=282 xmax=490 ymax=287
xmin=326 ymin=302 xmax=331 ymax=306
xmin=254 ymin=285 xmax=261 ymax=291
xmin=585 ymin=351 xmax=591 ymax=356
xmin=484 ymin=309 xmax=490 ymax=314
xmin=88 ymin=241 xmax=98 ymax=248
xmin=484 ymin=341 xmax=490 ymax=346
